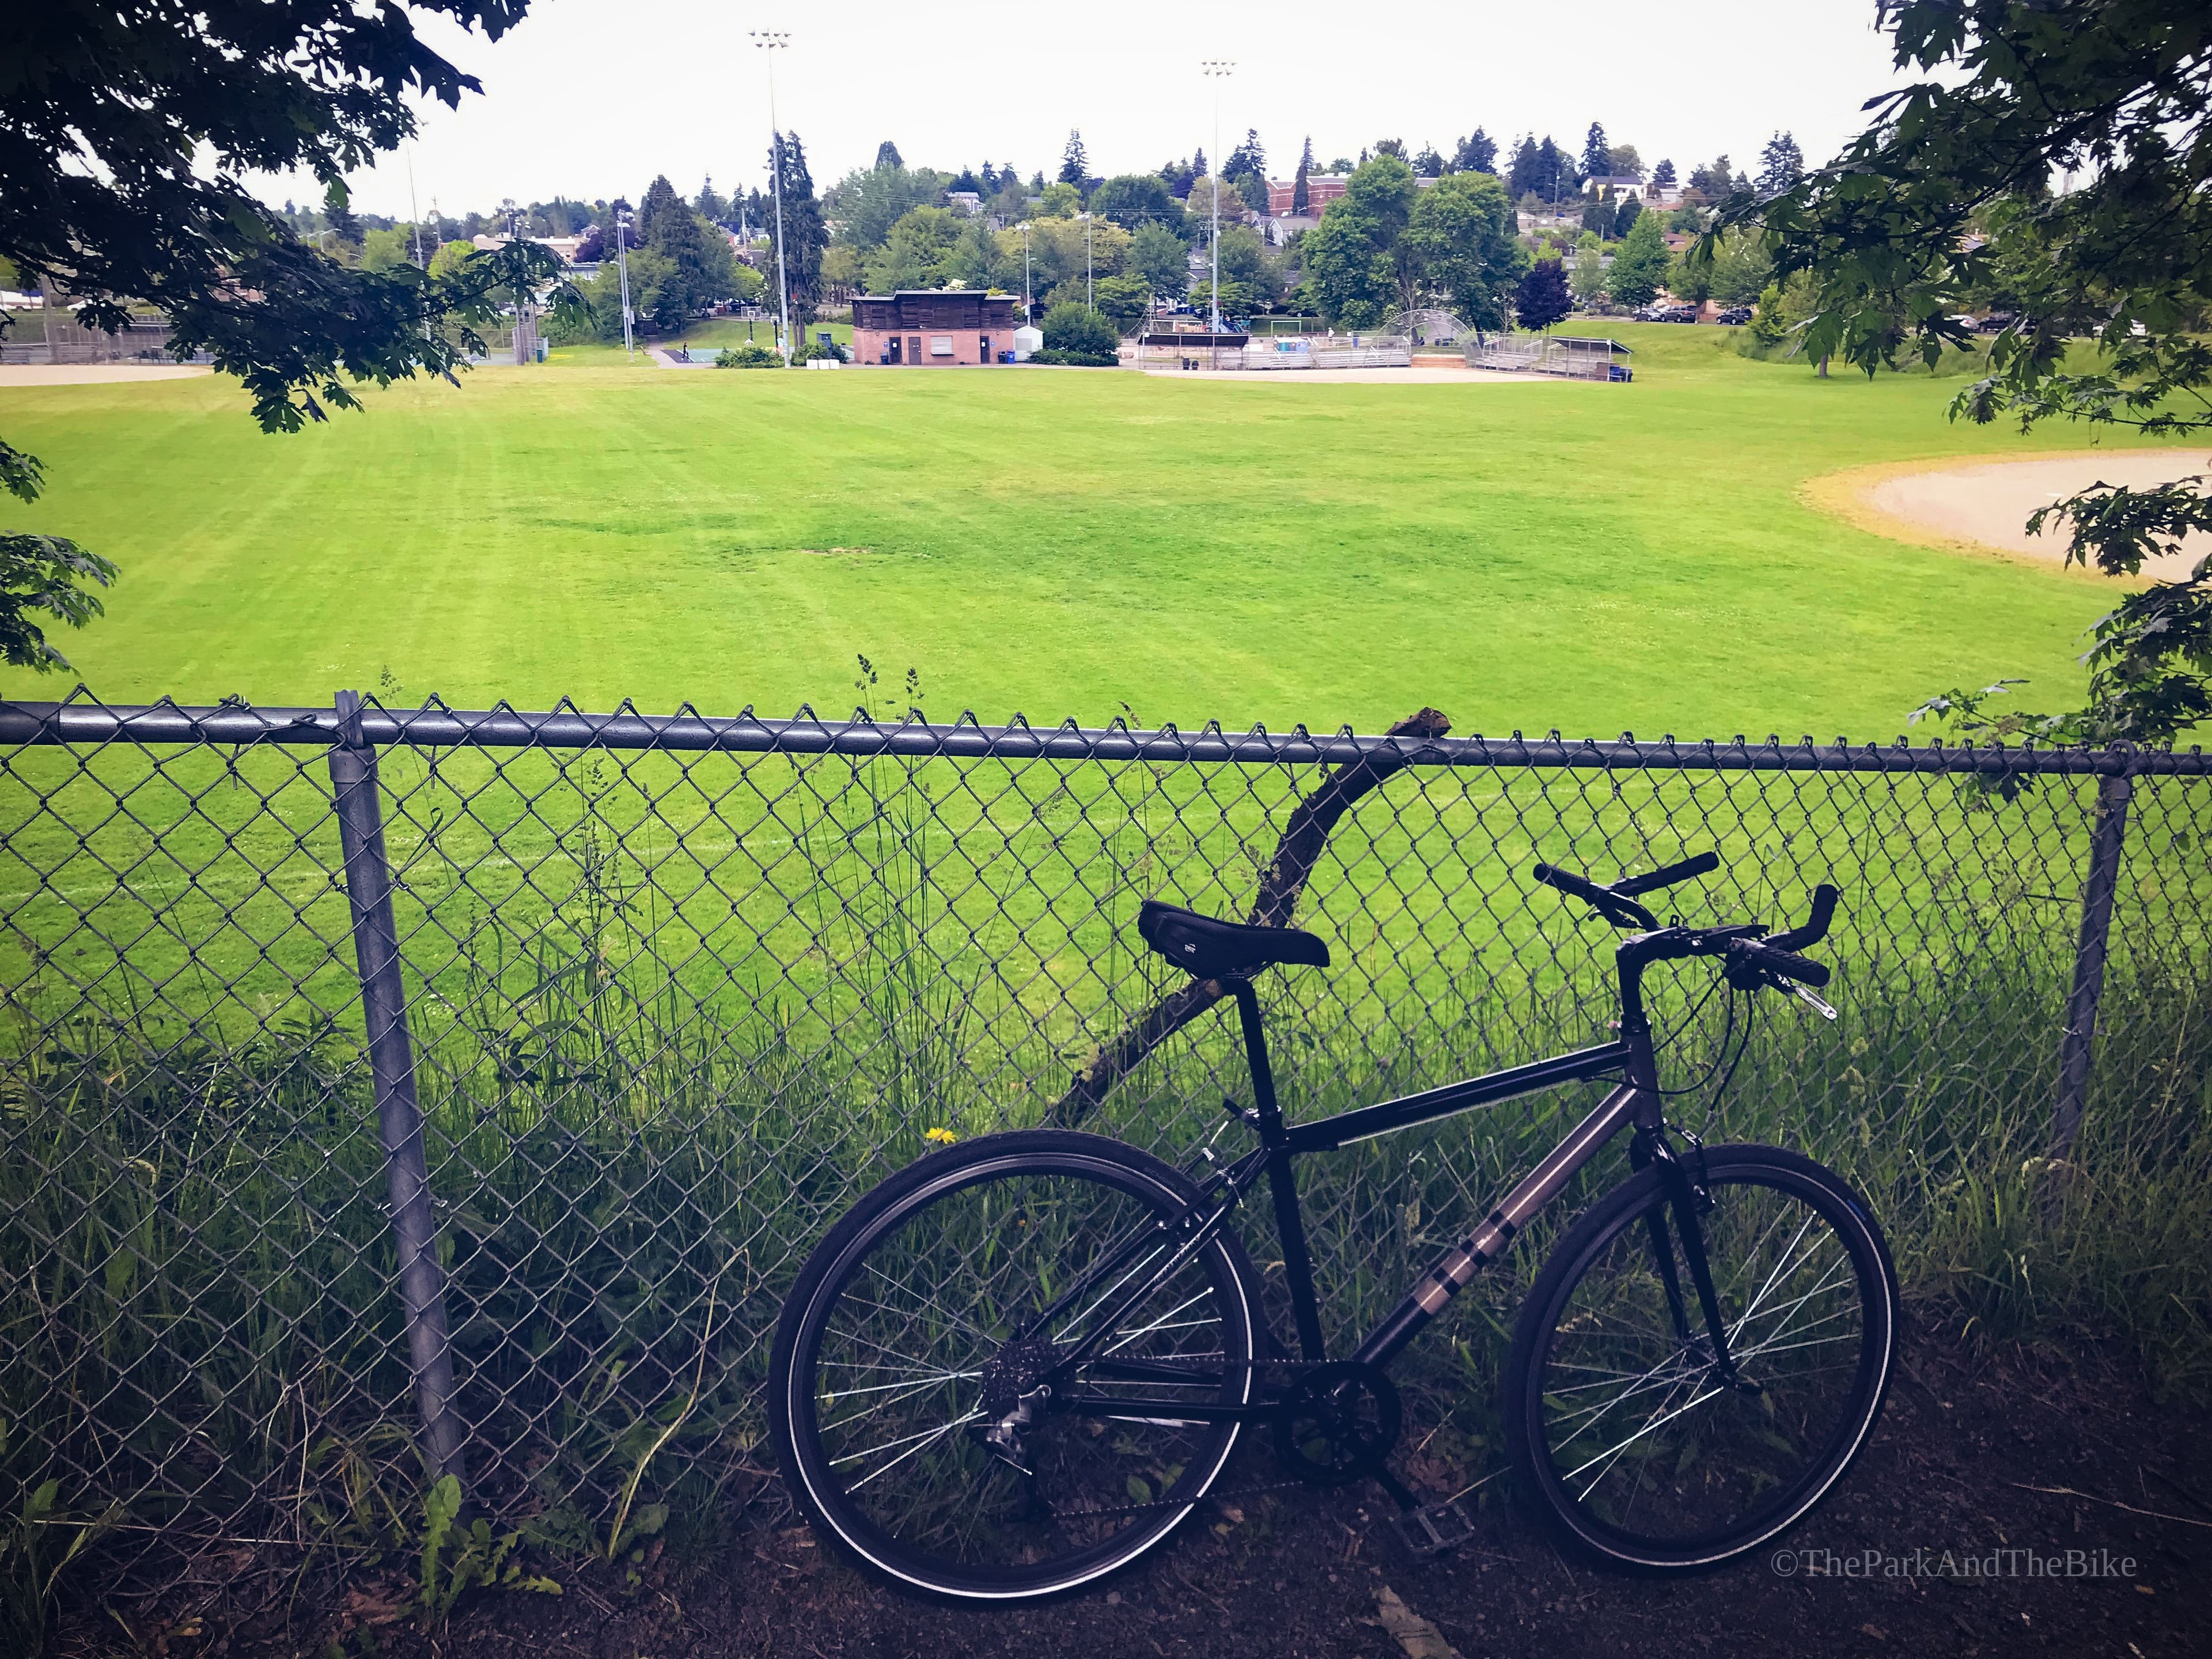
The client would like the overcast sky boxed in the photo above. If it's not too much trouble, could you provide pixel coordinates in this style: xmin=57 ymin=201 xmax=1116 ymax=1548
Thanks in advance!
xmin=278 ymin=1 xmax=1912 ymax=219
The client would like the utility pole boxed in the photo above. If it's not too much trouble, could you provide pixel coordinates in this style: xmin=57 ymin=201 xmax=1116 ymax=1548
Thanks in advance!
xmin=615 ymin=205 xmax=635 ymax=359
xmin=1021 ymin=221 xmax=1032 ymax=316
xmin=1200 ymin=60 xmax=1235 ymax=335
xmin=752 ymin=30 xmax=794 ymax=365
xmin=406 ymin=149 xmax=425 ymax=270
xmin=1083 ymin=212 xmax=1093 ymax=310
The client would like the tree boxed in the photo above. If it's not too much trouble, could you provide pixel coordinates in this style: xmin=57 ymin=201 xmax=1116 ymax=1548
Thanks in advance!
xmin=1131 ymin=221 xmax=1191 ymax=300
xmin=361 ymin=228 xmax=415 ymax=272
xmin=1609 ymin=145 xmax=1643 ymax=180
xmin=1570 ymin=233 xmax=1607 ymax=306
xmin=695 ymin=176 xmax=727 ymax=221
xmin=768 ymin=131 xmax=827 ymax=320
xmin=1223 ymin=129 xmax=1267 ymax=188
xmin=1741 ymin=0 xmax=2212 ymax=744
xmin=1089 ymin=273 xmax=1152 ymax=323
xmin=1508 ymin=135 xmax=1543 ymax=199
xmin=863 ymin=205 xmax=960 ymax=293
xmin=1 ymin=534 xmax=120 ymax=672
xmin=944 ymin=216 xmax=1005 ymax=290
xmin=1514 ymin=259 xmax=1571 ymax=329
xmin=830 ymin=162 xmax=941 ymax=251
xmin=1614 ymin=198 xmax=1642 ymax=238
xmin=1581 ymin=122 xmax=1611 ymax=181
xmin=875 ymin=140 xmax=903 ymax=170
xmin=1581 ymin=195 xmax=1616 ymax=239
xmin=1687 ymin=156 xmax=1734 ymax=201
xmin=1605 ymin=210 xmax=1670 ymax=307
xmin=1192 ymin=147 xmax=1208 ymax=178
xmin=1157 ymin=156 xmax=1198 ymax=196
xmin=1292 ymin=137 xmax=1314 ymax=213
xmin=1404 ymin=169 xmax=1528 ymax=330
xmin=1060 ymin=130 xmax=1090 ymax=186
xmin=1412 ymin=144 xmax=1445 ymax=178
xmin=1453 ymin=129 xmax=1499 ymax=175
xmin=0 ymin=0 xmax=563 ymax=529
xmin=1236 ymin=176 xmax=1271 ymax=218
xmin=637 ymin=174 xmax=730 ymax=329
xmin=1091 ymin=174 xmax=1179 ymax=235
xmin=1652 ymin=157 xmax=1677 ymax=190
xmin=323 ymin=181 xmax=362 ymax=250
xmin=1756 ymin=131 xmax=1805 ymax=196
xmin=1034 ymin=181 xmax=1082 ymax=218
xmin=1039 ymin=301 xmax=1119 ymax=359
xmin=1297 ymin=153 xmax=1418 ymax=327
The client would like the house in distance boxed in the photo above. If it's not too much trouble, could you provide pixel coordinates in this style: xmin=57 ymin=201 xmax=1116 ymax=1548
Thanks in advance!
xmin=851 ymin=290 xmax=1022 ymax=366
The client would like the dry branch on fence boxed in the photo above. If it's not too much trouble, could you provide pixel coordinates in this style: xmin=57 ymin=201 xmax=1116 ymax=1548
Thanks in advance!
xmin=1054 ymin=706 xmax=1453 ymax=1124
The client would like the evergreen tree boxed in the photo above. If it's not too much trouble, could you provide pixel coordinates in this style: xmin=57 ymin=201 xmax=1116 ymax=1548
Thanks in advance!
xmin=1192 ymin=147 xmax=1208 ymax=177
xmin=695 ymin=176 xmax=726 ymax=221
xmin=1581 ymin=122 xmax=1610 ymax=180
xmin=979 ymin=161 xmax=999 ymax=193
xmin=1508 ymin=135 xmax=1543 ymax=198
xmin=322 ymin=180 xmax=361 ymax=248
xmin=1652 ymin=157 xmax=1677 ymax=190
xmin=1515 ymin=258 xmax=1571 ymax=328
xmin=1614 ymin=197 xmax=1642 ymax=237
xmin=1756 ymin=131 xmax=1805 ymax=195
xmin=1059 ymin=130 xmax=1089 ymax=185
xmin=1292 ymin=138 xmax=1313 ymax=214
xmin=1413 ymin=144 xmax=1445 ymax=177
xmin=1536 ymin=135 xmax=1571 ymax=202
xmin=1223 ymin=128 xmax=1266 ymax=185
xmin=876 ymin=140 xmax=903 ymax=170
xmin=767 ymin=132 xmax=827 ymax=320
xmin=1581 ymin=194 xmax=1615 ymax=239
xmin=1453 ymin=128 xmax=1498 ymax=175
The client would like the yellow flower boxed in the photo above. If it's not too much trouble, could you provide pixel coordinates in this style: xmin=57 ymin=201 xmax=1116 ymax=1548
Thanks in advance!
xmin=923 ymin=1127 xmax=959 ymax=1145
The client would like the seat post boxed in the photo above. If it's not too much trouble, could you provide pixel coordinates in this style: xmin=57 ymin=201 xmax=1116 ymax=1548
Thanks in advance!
xmin=1229 ymin=978 xmax=1328 ymax=1362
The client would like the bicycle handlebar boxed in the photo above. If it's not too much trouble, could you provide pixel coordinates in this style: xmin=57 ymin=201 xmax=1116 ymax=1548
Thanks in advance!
xmin=1613 ymin=851 xmax=1721 ymax=897
xmin=1726 ymin=938 xmax=1832 ymax=988
xmin=1765 ymin=883 xmax=1839 ymax=952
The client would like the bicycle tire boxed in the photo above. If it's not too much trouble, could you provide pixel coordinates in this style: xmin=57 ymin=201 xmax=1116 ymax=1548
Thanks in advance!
xmin=770 ymin=1129 xmax=1263 ymax=1601
xmin=1503 ymin=1142 xmax=1897 ymax=1570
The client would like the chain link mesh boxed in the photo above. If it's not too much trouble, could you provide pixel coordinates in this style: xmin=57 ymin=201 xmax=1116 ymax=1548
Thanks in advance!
xmin=3 ymin=691 xmax=2208 ymax=1601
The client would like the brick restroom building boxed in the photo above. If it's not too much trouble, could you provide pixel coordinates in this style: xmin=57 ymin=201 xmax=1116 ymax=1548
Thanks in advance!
xmin=851 ymin=289 xmax=1023 ymax=366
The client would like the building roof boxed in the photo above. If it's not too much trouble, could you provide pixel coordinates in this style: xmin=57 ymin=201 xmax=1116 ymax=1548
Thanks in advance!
xmin=855 ymin=289 xmax=1013 ymax=301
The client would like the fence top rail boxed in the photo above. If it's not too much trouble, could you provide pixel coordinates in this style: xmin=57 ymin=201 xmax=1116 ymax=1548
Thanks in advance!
xmin=3 ymin=693 xmax=2206 ymax=776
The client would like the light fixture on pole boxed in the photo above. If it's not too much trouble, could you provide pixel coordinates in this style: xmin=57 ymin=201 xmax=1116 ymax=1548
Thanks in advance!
xmin=613 ymin=204 xmax=635 ymax=359
xmin=751 ymin=29 xmax=794 ymax=365
xmin=1200 ymin=59 xmax=1235 ymax=335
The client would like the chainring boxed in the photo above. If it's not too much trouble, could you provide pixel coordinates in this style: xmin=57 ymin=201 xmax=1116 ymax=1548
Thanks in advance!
xmin=1271 ymin=1361 xmax=1403 ymax=1488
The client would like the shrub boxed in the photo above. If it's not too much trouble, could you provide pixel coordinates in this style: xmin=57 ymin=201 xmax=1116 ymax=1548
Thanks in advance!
xmin=715 ymin=342 xmax=783 ymax=369
xmin=1040 ymin=301 xmax=1120 ymax=358
xmin=1028 ymin=347 xmax=1119 ymax=368
xmin=791 ymin=338 xmax=849 ymax=364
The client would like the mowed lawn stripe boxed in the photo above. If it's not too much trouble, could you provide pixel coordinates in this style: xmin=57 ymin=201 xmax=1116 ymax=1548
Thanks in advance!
xmin=1 ymin=328 xmax=2186 ymax=735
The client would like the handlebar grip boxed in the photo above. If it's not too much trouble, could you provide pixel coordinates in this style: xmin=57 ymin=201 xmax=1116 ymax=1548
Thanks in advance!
xmin=1733 ymin=940 xmax=1831 ymax=988
xmin=1532 ymin=862 xmax=1658 ymax=929
xmin=1767 ymin=884 xmax=1840 ymax=952
xmin=1614 ymin=850 xmax=1721 ymax=898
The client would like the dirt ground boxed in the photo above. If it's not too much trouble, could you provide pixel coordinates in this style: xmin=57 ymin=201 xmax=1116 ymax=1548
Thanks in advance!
xmin=0 ymin=363 xmax=212 ymax=387
xmin=1812 ymin=451 xmax=2212 ymax=580
xmin=85 ymin=1321 xmax=2212 ymax=1659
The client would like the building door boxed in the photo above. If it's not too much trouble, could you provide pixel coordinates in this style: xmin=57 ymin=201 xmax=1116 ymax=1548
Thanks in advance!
xmin=979 ymin=335 xmax=991 ymax=364
xmin=908 ymin=336 xmax=922 ymax=365
xmin=887 ymin=336 xmax=901 ymax=364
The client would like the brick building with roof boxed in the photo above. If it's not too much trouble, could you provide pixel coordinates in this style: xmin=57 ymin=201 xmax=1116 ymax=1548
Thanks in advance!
xmin=851 ymin=290 xmax=1022 ymax=366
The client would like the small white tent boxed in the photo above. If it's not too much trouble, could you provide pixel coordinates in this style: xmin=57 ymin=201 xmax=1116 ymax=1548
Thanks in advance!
xmin=1012 ymin=324 xmax=1043 ymax=361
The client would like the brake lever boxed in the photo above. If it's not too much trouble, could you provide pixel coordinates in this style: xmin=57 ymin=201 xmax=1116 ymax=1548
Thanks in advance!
xmin=1787 ymin=981 xmax=1837 ymax=1021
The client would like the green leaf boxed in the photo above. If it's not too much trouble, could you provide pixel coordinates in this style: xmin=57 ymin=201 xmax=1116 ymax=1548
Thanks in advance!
xmin=1125 ymin=1476 xmax=1152 ymax=1504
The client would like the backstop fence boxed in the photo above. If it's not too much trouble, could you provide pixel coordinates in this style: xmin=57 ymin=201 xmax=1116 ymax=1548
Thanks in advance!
xmin=3 ymin=691 xmax=2208 ymax=1603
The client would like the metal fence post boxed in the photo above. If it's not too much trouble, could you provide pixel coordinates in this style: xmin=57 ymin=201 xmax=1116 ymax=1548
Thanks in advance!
xmin=2051 ymin=764 xmax=2137 ymax=1156
xmin=328 ymin=690 xmax=468 ymax=1481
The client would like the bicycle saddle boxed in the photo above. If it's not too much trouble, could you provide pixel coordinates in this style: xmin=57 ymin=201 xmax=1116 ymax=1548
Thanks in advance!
xmin=1137 ymin=900 xmax=1331 ymax=980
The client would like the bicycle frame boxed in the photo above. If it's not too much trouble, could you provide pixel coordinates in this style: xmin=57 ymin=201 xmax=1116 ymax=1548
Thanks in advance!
xmin=1045 ymin=935 xmax=1694 ymax=1425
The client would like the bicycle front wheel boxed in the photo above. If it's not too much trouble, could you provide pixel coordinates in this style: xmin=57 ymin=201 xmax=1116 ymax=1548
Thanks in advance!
xmin=769 ymin=1130 xmax=1260 ymax=1601
xmin=1504 ymin=1143 xmax=1897 ymax=1570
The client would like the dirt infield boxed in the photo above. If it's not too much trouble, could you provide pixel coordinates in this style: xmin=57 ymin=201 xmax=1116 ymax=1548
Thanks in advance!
xmin=1806 ymin=450 xmax=2212 ymax=579
xmin=0 ymin=363 xmax=211 ymax=387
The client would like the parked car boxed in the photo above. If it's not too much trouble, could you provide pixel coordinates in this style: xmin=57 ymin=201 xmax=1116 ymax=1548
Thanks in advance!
xmin=1715 ymin=305 xmax=1755 ymax=326
xmin=1635 ymin=304 xmax=1698 ymax=324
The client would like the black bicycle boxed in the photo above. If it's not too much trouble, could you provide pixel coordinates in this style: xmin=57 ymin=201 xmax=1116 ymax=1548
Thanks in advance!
xmin=769 ymin=853 xmax=1898 ymax=1601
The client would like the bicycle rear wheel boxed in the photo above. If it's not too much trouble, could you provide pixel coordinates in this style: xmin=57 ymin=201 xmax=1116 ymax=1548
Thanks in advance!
xmin=770 ymin=1130 xmax=1260 ymax=1601
xmin=1503 ymin=1143 xmax=1897 ymax=1569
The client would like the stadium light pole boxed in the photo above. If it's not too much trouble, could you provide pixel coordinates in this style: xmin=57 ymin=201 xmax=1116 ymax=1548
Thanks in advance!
xmin=1200 ymin=60 xmax=1234 ymax=334
xmin=752 ymin=30 xmax=794 ymax=365
xmin=614 ymin=205 xmax=635 ymax=359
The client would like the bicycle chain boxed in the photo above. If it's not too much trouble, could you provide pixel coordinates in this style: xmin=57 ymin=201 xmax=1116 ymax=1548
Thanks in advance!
xmin=1026 ymin=1358 xmax=1356 ymax=1524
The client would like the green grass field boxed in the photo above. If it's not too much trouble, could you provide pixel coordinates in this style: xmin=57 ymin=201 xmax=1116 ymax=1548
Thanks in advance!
xmin=1 ymin=323 xmax=2190 ymax=737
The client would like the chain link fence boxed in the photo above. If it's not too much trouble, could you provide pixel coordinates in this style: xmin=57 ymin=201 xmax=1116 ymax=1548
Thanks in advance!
xmin=3 ymin=691 xmax=2209 ymax=1607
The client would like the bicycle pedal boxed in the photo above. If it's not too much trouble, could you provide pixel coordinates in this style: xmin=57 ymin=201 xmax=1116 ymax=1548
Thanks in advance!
xmin=1386 ymin=1498 xmax=1478 ymax=1558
